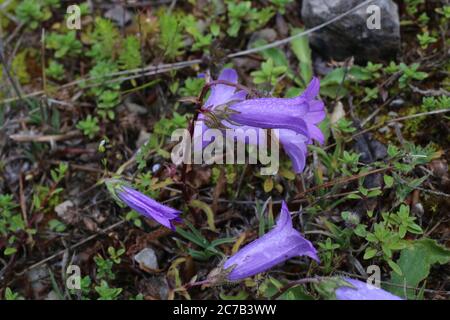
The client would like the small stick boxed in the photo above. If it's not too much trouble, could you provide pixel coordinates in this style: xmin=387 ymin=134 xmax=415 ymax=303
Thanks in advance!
xmin=16 ymin=220 xmax=127 ymax=276
xmin=9 ymin=130 xmax=82 ymax=142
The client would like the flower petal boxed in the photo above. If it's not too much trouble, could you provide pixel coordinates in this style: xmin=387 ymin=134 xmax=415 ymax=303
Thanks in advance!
xmin=229 ymin=98 xmax=310 ymax=137
xmin=223 ymin=202 xmax=318 ymax=281
xmin=300 ymin=77 xmax=320 ymax=101
xmin=118 ymin=186 xmax=181 ymax=230
xmin=336 ymin=278 xmax=403 ymax=300
xmin=307 ymin=124 xmax=325 ymax=144
xmin=205 ymin=68 xmax=240 ymax=108
xmin=278 ymin=130 xmax=308 ymax=173
xmin=303 ymin=100 xmax=326 ymax=124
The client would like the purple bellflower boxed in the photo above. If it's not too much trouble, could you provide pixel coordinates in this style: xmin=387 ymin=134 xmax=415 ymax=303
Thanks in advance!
xmin=223 ymin=201 xmax=319 ymax=281
xmin=335 ymin=278 xmax=403 ymax=300
xmin=194 ymin=68 xmax=325 ymax=173
xmin=107 ymin=180 xmax=182 ymax=231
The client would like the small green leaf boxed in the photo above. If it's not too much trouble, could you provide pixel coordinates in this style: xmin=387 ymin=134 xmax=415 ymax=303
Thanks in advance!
xmin=388 ymin=259 xmax=403 ymax=276
xmin=263 ymin=178 xmax=274 ymax=193
xmin=189 ymin=200 xmax=216 ymax=232
xmin=219 ymin=291 xmax=249 ymax=300
xmin=383 ymin=175 xmax=394 ymax=188
xmin=4 ymin=247 xmax=17 ymax=256
xmin=364 ymin=247 xmax=377 ymax=259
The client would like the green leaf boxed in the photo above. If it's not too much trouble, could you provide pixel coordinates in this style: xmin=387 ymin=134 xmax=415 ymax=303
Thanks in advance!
xmin=346 ymin=193 xmax=362 ymax=200
xmin=4 ymin=247 xmax=17 ymax=255
xmin=313 ymin=277 xmax=352 ymax=300
xmin=321 ymin=68 xmax=345 ymax=87
xmin=252 ymin=39 xmax=289 ymax=68
xmin=259 ymin=277 xmax=313 ymax=300
xmin=383 ymin=175 xmax=394 ymax=188
xmin=263 ymin=178 xmax=274 ymax=193
xmin=387 ymin=259 xmax=403 ymax=276
xmin=348 ymin=65 xmax=372 ymax=81
xmin=363 ymin=247 xmax=377 ymax=259
xmin=354 ymin=224 xmax=367 ymax=237
xmin=158 ymin=13 xmax=184 ymax=59
xmin=219 ymin=291 xmax=249 ymax=300
xmin=189 ymin=200 xmax=216 ymax=231
xmin=290 ymin=28 xmax=312 ymax=84
xmin=176 ymin=224 xmax=209 ymax=249
xmin=387 ymin=239 xmax=450 ymax=299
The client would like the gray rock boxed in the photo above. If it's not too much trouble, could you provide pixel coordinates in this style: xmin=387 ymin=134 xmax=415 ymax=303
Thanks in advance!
xmin=389 ymin=98 xmax=405 ymax=108
xmin=301 ymin=0 xmax=400 ymax=62
xmin=45 ymin=290 xmax=61 ymax=300
xmin=125 ymin=100 xmax=148 ymax=115
xmin=136 ymin=130 xmax=150 ymax=149
xmin=55 ymin=200 xmax=79 ymax=225
xmin=55 ymin=200 xmax=74 ymax=218
xmin=248 ymin=28 xmax=278 ymax=48
xmin=145 ymin=276 xmax=169 ymax=299
xmin=105 ymin=5 xmax=133 ymax=27
xmin=134 ymin=248 xmax=159 ymax=270
xmin=27 ymin=267 xmax=49 ymax=298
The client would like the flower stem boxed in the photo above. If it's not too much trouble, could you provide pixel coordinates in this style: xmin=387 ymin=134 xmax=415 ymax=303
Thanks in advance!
xmin=180 ymin=79 xmax=251 ymax=203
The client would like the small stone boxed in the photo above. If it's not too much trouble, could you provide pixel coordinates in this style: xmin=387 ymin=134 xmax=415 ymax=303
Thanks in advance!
xmin=389 ymin=98 xmax=405 ymax=108
xmin=330 ymin=101 xmax=346 ymax=125
xmin=429 ymin=159 xmax=448 ymax=178
xmin=125 ymin=100 xmax=148 ymax=115
xmin=27 ymin=267 xmax=49 ymax=298
xmin=134 ymin=248 xmax=159 ymax=271
xmin=248 ymin=28 xmax=278 ymax=48
xmin=55 ymin=200 xmax=74 ymax=218
xmin=152 ymin=163 xmax=161 ymax=173
xmin=105 ymin=5 xmax=132 ymax=27
xmin=138 ymin=276 xmax=169 ymax=299
xmin=136 ymin=130 xmax=151 ymax=149
xmin=45 ymin=290 xmax=60 ymax=300
xmin=353 ymin=134 xmax=387 ymax=164
xmin=55 ymin=200 xmax=79 ymax=225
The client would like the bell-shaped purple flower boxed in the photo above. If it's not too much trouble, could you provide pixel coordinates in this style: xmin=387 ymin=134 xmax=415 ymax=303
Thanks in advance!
xmin=223 ymin=202 xmax=319 ymax=281
xmin=335 ymin=278 xmax=403 ymax=300
xmin=193 ymin=68 xmax=325 ymax=173
xmin=108 ymin=181 xmax=182 ymax=231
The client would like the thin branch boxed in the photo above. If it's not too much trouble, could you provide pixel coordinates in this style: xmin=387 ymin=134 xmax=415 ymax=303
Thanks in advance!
xmin=16 ymin=220 xmax=126 ymax=276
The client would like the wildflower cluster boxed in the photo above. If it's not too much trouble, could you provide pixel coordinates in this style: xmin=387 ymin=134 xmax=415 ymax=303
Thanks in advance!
xmin=107 ymin=70 xmax=402 ymax=300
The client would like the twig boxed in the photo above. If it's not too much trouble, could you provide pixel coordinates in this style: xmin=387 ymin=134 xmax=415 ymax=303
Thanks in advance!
xmin=409 ymin=84 xmax=450 ymax=96
xmin=271 ymin=277 xmax=323 ymax=300
xmin=386 ymin=108 xmax=450 ymax=123
xmin=293 ymin=167 xmax=391 ymax=200
xmin=324 ymin=108 xmax=450 ymax=151
xmin=9 ymin=130 xmax=82 ymax=142
xmin=18 ymin=172 xmax=29 ymax=233
xmin=16 ymin=220 xmax=126 ymax=276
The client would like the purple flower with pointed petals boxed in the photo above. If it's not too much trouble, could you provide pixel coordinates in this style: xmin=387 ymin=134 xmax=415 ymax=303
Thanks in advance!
xmin=193 ymin=68 xmax=325 ymax=173
xmin=335 ymin=278 xmax=403 ymax=300
xmin=115 ymin=185 xmax=182 ymax=231
xmin=223 ymin=202 xmax=319 ymax=281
